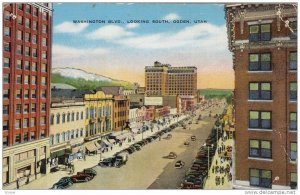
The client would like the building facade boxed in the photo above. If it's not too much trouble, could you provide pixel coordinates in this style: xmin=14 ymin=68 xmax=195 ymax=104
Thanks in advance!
xmin=3 ymin=3 xmax=52 ymax=188
xmin=225 ymin=3 xmax=297 ymax=189
xmin=145 ymin=61 xmax=197 ymax=97
xmin=84 ymin=91 xmax=113 ymax=142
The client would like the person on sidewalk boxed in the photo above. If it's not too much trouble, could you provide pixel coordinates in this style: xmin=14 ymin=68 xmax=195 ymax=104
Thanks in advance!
xmin=221 ymin=177 xmax=224 ymax=185
xmin=16 ymin=178 xmax=19 ymax=189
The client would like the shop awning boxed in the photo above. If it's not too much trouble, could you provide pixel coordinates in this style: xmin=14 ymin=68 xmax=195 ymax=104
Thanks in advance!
xmin=94 ymin=142 xmax=102 ymax=149
xmin=85 ymin=142 xmax=97 ymax=152
xmin=108 ymin=139 xmax=116 ymax=144
xmin=102 ymin=140 xmax=111 ymax=147
xmin=116 ymin=134 xmax=129 ymax=140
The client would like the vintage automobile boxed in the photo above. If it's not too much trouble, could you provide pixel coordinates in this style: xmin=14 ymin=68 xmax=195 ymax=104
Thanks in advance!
xmin=70 ymin=173 xmax=92 ymax=183
xmin=174 ymin=160 xmax=185 ymax=169
xmin=180 ymin=181 xmax=201 ymax=189
xmin=191 ymin=135 xmax=196 ymax=141
xmin=184 ymin=141 xmax=190 ymax=146
xmin=98 ymin=157 xmax=117 ymax=167
xmin=165 ymin=152 xmax=177 ymax=159
xmin=82 ymin=168 xmax=97 ymax=178
xmin=51 ymin=177 xmax=73 ymax=189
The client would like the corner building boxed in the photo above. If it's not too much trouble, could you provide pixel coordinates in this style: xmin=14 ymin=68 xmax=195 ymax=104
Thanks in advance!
xmin=3 ymin=3 xmax=52 ymax=189
xmin=225 ymin=4 xmax=297 ymax=189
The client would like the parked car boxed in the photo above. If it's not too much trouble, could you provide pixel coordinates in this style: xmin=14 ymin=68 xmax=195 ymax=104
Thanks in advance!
xmin=180 ymin=181 xmax=201 ymax=189
xmin=184 ymin=141 xmax=190 ymax=146
xmin=191 ymin=136 xmax=196 ymax=141
xmin=98 ymin=157 xmax=117 ymax=167
xmin=51 ymin=177 xmax=73 ymax=189
xmin=71 ymin=173 xmax=92 ymax=183
xmin=145 ymin=137 xmax=154 ymax=143
xmin=125 ymin=147 xmax=135 ymax=154
xmin=132 ymin=144 xmax=142 ymax=151
xmin=174 ymin=160 xmax=185 ymax=169
xmin=77 ymin=168 xmax=97 ymax=178
xmin=166 ymin=134 xmax=172 ymax=139
xmin=165 ymin=152 xmax=177 ymax=159
xmin=114 ymin=153 xmax=128 ymax=168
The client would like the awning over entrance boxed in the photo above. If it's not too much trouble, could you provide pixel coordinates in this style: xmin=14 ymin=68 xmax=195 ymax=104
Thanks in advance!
xmin=102 ymin=140 xmax=111 ymax=147
xmin=85 ymin=142 xmax=98 ymax=152
xmin=94 ymin=142 xmax=102 ymax=150
xmin=50 ymin=150 xmax=65 ymax=158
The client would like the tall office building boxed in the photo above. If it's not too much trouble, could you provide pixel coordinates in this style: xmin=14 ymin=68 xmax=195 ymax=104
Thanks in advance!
xmin=3 ymin=3 xmax=52 ymax=188
xmin=225 ymin=4 xmax=297 ymax=189
xmin=145 ymin=61 xmax=197 ymax=97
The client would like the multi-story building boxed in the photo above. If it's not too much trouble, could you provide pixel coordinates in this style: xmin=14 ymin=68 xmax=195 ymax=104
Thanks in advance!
xmin=225 ymin=3 xmax=297 ymax=189
xmin=49 ymin=89 xmax=86 ymax=168
xmin=102 ymin=86 xmax=129 ymax=131
xmin=3 ymin=3 xmax=52 ymax=188
xmin=145 ymin=61 xmax=197 ymax=97
xmin=84 ymin=91 xmax=113 ymax=143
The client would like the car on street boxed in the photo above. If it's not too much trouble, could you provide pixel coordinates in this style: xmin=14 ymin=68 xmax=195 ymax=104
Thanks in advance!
xmin=184 ymin=141 xmax=190 ymax=146
xmin=70 ymin=173 xmax=92 ymax=183
xmin=174 ymin=160 xmax=185 ymax=169
xmin=125 ymin=147 xmax=136 ymax=154
xmin=165 ymin=134 xmax=172 ymax=139
xmin=114 ymin=153 xmax=128 ymax=168
xmin=191 ymin=136 xmax=196 ymax=141
xmin=51 ymin=177 xmax=73 ymax=189
xmin=180 ymin=181 xmax=201 ymax=189
xmin=78 ymin=168 xmax=97 ymax=178
xmin=165 ymin=152 xmax=177 ymax=159
xmin=132 ymin=144 xmax=142 ymax=151
xmin=98 ymin=157 xmax=117 ymax=167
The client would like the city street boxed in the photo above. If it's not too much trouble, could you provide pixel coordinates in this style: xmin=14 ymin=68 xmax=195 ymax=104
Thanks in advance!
xmin=69 ymin=105 xmax=224 ymax=189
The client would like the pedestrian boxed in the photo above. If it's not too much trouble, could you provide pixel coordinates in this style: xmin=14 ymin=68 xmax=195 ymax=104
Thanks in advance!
xmin=212 ymin=166 xmax=214 ymax=173
xmin=215 ymin=160 xmax=218 ymax=165
xmin=221 ymin=177 xmax=224 ymax=185
xmin=16 ymin=178 xmax=19 ymax=189
xmin=83 ymin=153 xmax=86 ymax=161
xmin=111 ymin=146 xmax=113 ymax=150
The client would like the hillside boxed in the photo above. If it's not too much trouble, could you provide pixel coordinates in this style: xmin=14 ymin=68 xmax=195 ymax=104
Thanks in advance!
xmin=51 ymin=67 xmax=134 ymax=90
xmin=198 ymin=88 xmax=233 ymax=104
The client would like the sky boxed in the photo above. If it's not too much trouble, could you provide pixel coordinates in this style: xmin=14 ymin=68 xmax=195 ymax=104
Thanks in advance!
xmin=52 ymin=3 xmax=234 ymax=89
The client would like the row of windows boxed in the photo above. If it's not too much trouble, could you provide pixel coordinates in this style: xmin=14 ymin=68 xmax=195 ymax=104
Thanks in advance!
xmin=50 ymin=111 xmax=84 ymax=125
xmin=248 ymin=82 xmax=297 ymax=101
xmin=3 ymin=58 xmax=47 ymax=72
xmin=4 ymin=4 xmax=48 ymax=20
xmin=49 ymin=128 xmax=84 ymax=145
xmin=3 ymin=131 xmax=45 ymax=147
xmin=3 ymin=89 xmax=46 ymax=100
xmin=86 ymin=106 xmax=112 ymax=119
xmin=248 ymin=52 xmax=297 ymax=71
xmin=3 ymin=74 xmax=47 ymax=85
xmin=4 ymin=28 xmax=48 ymax=46
xmin=3 ymin=103 xmax=46 ymax=116
xmin=249 ymin=111 xmax=297 ymax=131
xmin=9 ymin=116 xmax=46 ymax=129
xmin=3 ymin=43 xmax=48 ymax=59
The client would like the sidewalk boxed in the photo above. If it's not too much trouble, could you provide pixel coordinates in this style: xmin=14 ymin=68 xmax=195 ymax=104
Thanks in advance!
xmin=20 ymin=115 xmax=188 ymax=190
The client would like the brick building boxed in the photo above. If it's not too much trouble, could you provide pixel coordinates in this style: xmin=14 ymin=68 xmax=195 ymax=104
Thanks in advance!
xmin=145 ymin=61 xmax=197 ymax=97
xmin=3 ymin=3 xmax=52 ymax=188
xmin=225 ymin=4 xmax=297 ymax=189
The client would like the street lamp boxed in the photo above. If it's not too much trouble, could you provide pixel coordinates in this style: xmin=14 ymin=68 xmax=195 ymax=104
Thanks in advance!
xmin=204 ymin=143 xmax=214 ymax=178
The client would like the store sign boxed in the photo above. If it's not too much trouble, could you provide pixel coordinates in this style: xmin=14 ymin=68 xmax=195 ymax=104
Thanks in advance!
xmin=144 ymin=97 xmax=163 ymax=105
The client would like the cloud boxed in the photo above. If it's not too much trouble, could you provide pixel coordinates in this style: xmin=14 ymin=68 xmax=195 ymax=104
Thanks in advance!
xmin=86 ymin=25 xmax=134 ymax=40
xmin=162 ymin=13 xmax=181 ymax=20
xmin=126 ymin=23 xmax=140 ymax=29
xmin=54 ymin=22 xmax=88 ymax=33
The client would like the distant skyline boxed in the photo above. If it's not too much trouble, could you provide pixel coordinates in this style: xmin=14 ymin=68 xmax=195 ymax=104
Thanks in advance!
xmin=53 ymin=3 xmax=234 ymax=89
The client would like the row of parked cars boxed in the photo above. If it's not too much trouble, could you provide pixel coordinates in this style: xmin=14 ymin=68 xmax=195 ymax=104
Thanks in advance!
xmin=51 ymin=168 xmax=97 ymax=189
xmin=180 ymin=124 xmax=221 ymax=189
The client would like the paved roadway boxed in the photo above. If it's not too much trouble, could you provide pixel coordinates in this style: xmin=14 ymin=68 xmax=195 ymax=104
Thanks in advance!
xmin=69 ymin=105 xmax=224 ymax=190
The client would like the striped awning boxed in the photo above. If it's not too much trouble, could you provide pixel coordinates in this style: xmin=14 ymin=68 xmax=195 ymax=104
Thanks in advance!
xmin=85 ymin=142 xmax=97 ymax=152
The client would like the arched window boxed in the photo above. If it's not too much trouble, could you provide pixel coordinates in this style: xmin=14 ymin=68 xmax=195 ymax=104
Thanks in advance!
xmin=62 ymin=113 xmax=66 ymax=123
xmin=67 ymin=113 xmax=70 ymax=122
xmin=62 ymin=132 xmax=65 ymax=142
xmin=76 ymin=129 xmax=79 ymax=138
xmin=76 ymin=112 xmax=79 ymax=120
xmin=56 ymin=114 xmax=60 ymax=124
xmin=65 ymin=131 xmax=69 ymax=141
xmin=71 ymin=130 xmax=74 ymax=139
xmin=81 ymin=111 xmax=84 ymax=120
xmin=56 ymin=134 xmax=60 ymax=144
xmin=49 ymin=135 xmax=54 ymax=145
xmin=50 ymin=114 xmax=54 ymax=125
xmin=71 ymin=112 xmax=75 ymax=121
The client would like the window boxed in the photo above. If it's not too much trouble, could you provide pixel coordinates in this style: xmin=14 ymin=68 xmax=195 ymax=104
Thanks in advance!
xmin=50 ymin=114 xmax=54 ymax=125
xmin=41 ymin=77 xmax=46 ymax=85
xmin=40 ymin=130 xmax=45 ymax=138
xmin=56 ymin=134 xmax=60 ymax=144
xmin=33 ymin=7 xmax=38 ymax=16
xmin=42 ymin=25 xmax=47 ymax=33
xmin=76 ymin=112 xmax=79 ymax=120
xmin=41 ymin=104 xmax=46 ymax=112
xmin=4 ymin=11 xmax=10 ymax=20
xmin=24 ymin=90 xmax=29 ymax=99
xmin=249 ymin=111 xmax=271 ymax=129
xmin=25 ymin=4 xmax=31 ymax=13
xmin=250 ymin=169 xmax=272 ymax=188
xmin=41 ymin=90 xmax=46 ymax=98
xmin=3 ymin=121 xmax=9 ymax=131
xmin=24 ymin=61 xmax=30 ymax=70
xmin=71 ymin=130 xmax=74 ymax=139
xmin=33 ymin=21 xmax=37 ymax=30
xmin=76 ymin=129 xmax=79 ymax=138
xmin=289 ymin=113 xmax=297 ymax=131
xmin=16 ymin=45 xmax=22 ymax=55
xmin=81 ymin=112 xmax=84 ymax=120
xmin=249 ymin=53 xmax=271 ymax=71
xmin=16 ymin=60 xmax=22 ymax=69
xmin=24 ymin=133 xmax=28 ymax=143
xmin=49 ymin=135 xmax=54 ymax=145
xmin=40 ymin=117 xmax=46 ymax=125
xmin=66 ymin=131 xmax=69 ymax=141
xmin=4 ymin=42 xmax=10 ymax=52
xmin=31 ymin=90 xmax=36 ymax=98
xmin=16 ymin=75 xmax=22 ymax=84
xmin=3 ymin=74 xmax=10 ymax=83
xmin=42 ymin=38 xmax=47 ymax=47
xmin=25 ymin=18 xmax=30 ymax=28
xmin=31 ymin=76 xmax=36 ymax=85
xmin=17 ymin=16 xmax=23 ymax=25
xmin=4 ymin=58 xmax=10 ymax=68
xmin=42 ymin=51 xmax=47 ymax=59
xmin=249 ymin=83 xmax=271 ymax=100
xmin=16 ymin=104 xmax=21 ymax=114
xmin=15 ymin=135 xmax=21 ymax=144
xmin=290 ymin=172 xmax=297 ymax=189
xmin=32 ymin=48 xmax=37 ymax=58
xmin=80 ymin=129 xmax=83 ymax=137
xmin=25 ymin=47 xmax=30 ymax=56
xmin=24 ymin=75 xmax=29 ymax=84
xmin=42 ymin=12 xmax=48 ymax=20
xmin=30 ymin=132 xmax=35 ymax=140
xmin=71 ymin=113 xmax=75 ymax=121
xmin=16 ymin=89 xmax=21 ymax=99
xmin=249 ymin=24 xmax=271 ymax=42
xmin=41 ymin=64 xmax=46 ymax=72
xmin=289 ymin=82 xmax=297 ymax=101
xmin=4 ymin=27 xmax=10 ymax=36
xmin=31 ymin=104 xmax=36 ymax=112
xmin=67 ymin=113 xmax=70 ymax=122
xmin=25 ymin=33 xmax=30 ymax=42
xmin=289 ymin=52 xmax=297 ymax=70
xmin=15 ymin=119 xmax=21 ymax=129
xmin=289 ymin=21 xmax=297 ymax=40
xmin=31 ymin=62 xmax=37 ymax=71
xmin=249 ymin=140 xmax=272 ymax=159
xmin=56 ymin=114 xmax=60 ymax=124
xmin=23 ymin=104 xmax=29 ymax=113
xmin=18 ymin=4 xmax=23 ymax=10
xmin=23 ymin=118 xmax=28 ymax=128
xmin=3 ymin=105 xmax=9 ymax=115
xmin=62 ymin=132 xmax=65 ymax=142
xmin=3 ymin=90 xmax=9 ymax=99
xmin=62 ymin=113 xmax=66 ymax=123
xmin=32 ymin=35 xmax=37 ymax=44
xmin=290 ymin=142 xmax=297 ymax=161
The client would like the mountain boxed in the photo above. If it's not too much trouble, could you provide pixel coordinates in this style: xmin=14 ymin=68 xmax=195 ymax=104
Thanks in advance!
xmin=51 ymin=67 xmax=133 ymax=90
xmin=52 ymin=67 xmax=113 ymax=82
